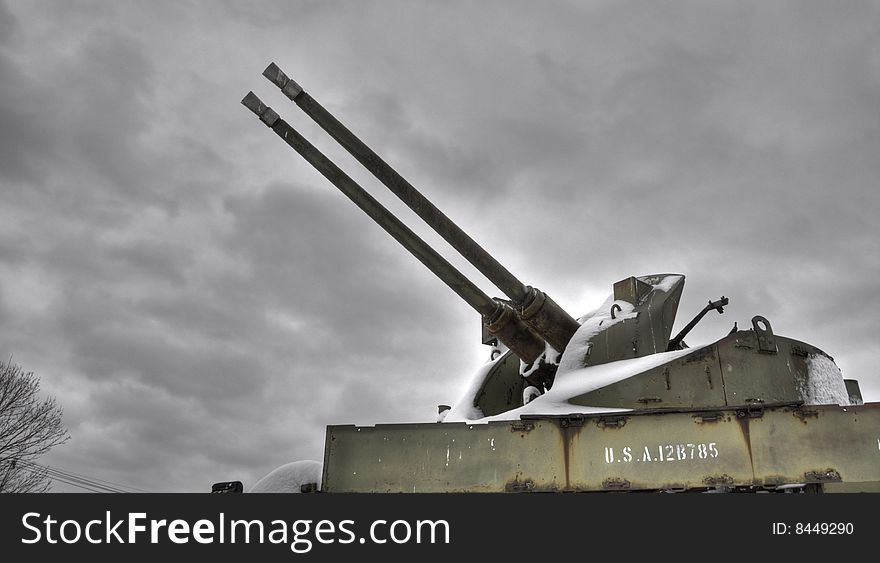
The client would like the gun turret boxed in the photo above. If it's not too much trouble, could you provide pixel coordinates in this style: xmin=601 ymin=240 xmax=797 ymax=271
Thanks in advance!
xmin=242 ymin=92 xmax=546 ymax=365
xmin=260 ymin=63 xmax=580 ymax=354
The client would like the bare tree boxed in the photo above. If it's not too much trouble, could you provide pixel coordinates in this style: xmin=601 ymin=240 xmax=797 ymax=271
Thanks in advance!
xmin=0 ymin=359 xmax=69 ymax=492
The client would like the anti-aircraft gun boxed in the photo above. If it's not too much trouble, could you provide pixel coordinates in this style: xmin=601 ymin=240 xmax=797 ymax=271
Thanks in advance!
xmin=243 ymin=64 xmax=879 ymax=493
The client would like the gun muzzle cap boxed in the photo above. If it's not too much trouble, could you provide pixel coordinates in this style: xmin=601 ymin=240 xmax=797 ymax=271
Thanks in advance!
xmin=241 ymin=91 xmax=279 ymax=127
xmin=263 ymin=62 xmax=303 ymax=100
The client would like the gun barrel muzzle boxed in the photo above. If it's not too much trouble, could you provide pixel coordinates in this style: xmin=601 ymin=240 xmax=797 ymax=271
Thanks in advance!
xmin=260 ymin=63 xmax=580 ymax=351
xmin=242 ymin=92 xmax=546 ymax=364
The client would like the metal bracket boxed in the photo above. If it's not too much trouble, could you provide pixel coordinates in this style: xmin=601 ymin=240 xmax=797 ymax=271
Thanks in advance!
xmin=637 ymin=397 xmax=662 ymax=405
xmin=737 ymin=399 xmax=765 ymax=419
xmin=510 ymin=421 xmax=535 ymax=433
xmin=694 ymin=412 xmax=724 ymax=424
xmin=752 ymin=316 xmax=778 ymax=354
xmin=559 ymin=414 xmax=585 ymax=428
xmin=596 ymin=415 xmax=627 ymax=429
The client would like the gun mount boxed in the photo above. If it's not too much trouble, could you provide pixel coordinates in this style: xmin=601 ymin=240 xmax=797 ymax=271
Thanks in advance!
xmin=241 ymin=66 xmax=877 ymax=493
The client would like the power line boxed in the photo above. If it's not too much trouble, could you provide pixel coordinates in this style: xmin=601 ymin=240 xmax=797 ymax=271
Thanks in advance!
xmin=16 ymin=461 xmax=125 ymax=493
xmin=13 ymin=462 xmax=110 ymax=493
xmin=31 ymin=462 xmax=140 ymax=493
xmin=15 ymin=460 xmax=150 ymax=493
xmin=39 ymin=462 xmax=152 ymax=493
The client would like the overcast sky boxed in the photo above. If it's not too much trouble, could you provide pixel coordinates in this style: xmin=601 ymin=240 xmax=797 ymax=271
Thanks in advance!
xmin=1 ymin=0 xmax=878 ymax=492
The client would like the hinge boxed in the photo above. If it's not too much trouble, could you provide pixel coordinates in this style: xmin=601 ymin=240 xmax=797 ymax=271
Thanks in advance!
xmin=694 ymin=412 xmax=724 ymax=424
xmin=737 ymin=399 xmax=765 ymax=419
xmin=559 ymin=415 xmax=585 ymax=428
xmin=597 ymin=415 xmax=627 ymax=429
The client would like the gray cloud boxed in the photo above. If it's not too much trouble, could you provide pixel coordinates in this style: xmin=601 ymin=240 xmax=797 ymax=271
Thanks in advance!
xmin=0 ymin=0 xmax=877 ymax=492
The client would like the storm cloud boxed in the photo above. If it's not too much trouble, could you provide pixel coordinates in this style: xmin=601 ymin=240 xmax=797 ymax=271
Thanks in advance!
xmin=1 ymin=0 xmax=877 ymax=491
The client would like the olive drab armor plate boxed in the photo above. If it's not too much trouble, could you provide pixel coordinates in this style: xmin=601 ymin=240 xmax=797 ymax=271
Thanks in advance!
xmin=323 ymin=403 xmax=880 ymax=492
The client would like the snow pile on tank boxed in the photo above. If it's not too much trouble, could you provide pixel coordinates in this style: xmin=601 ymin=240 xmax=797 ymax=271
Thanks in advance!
xmin=248 ymin=460 xmax=322 ymax=493
xmin=491 ymin=347 xmax=701 ymax=421
xmin=801 ymin=353 xmax=849 ymax=406
xmin=443 ymin=275 xmax=686 ymax=422
xmin=443 ymin=343 xmax=704 ymax=423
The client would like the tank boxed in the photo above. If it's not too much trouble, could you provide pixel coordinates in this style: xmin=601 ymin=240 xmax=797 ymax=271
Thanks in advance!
xmin=241 ymin=63 xmax=879 ymax=493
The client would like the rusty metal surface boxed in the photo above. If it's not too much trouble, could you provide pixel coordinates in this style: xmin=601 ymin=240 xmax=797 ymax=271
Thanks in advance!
xmin=322 ymin=403 xmax=880 ymax=492
xmin=323 ymin=420 xmax=567 ymax=493
xmin=562 ymin=407 xmax=753 ymax=491
xmin=747 ymin=404 xmax=880 ymax=486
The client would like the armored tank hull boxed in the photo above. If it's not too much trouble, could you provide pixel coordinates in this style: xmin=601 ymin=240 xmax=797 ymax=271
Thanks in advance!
xmin=321 ymin=402 xmax=880 ymax=493
xmin=321 ymin=309 xmax=877 ymax=493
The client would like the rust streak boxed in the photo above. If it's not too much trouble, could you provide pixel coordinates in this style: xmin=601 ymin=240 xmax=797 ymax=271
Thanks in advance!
xmin=736 ymin=414 xmax=756 ymax=482
xmin=561 ymin=424 xmax=571 ymax=491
